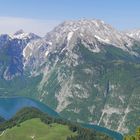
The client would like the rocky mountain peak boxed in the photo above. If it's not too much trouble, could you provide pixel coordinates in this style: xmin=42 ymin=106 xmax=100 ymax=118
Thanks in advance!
xmin=14 ymin=29 xmax=25 ymax=35
xmin=45 ymin=19 xmax=133 ymax=52
xmin=10 ymin=30 xmax=41 ymax=40
xmin=126 ymin=29 xmax=140 ymax=41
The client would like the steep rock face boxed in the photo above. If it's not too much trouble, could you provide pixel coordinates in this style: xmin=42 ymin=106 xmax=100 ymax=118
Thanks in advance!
xmin=35 ymin=42 xmax=140 ymax=134
xmin=23 ymin=19 xmax=138 ymax=76
xmin=21 ymin=19 xmax=140 ymax=134
xmin=0 ymin=19 xmax=140 ymax=134
xmin=0 ymin=31 xmax=40 ymax=80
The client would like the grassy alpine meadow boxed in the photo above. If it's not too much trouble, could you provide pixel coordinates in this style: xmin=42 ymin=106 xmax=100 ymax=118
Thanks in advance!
xmin=0 ymin=118 xmax=77 ymax=140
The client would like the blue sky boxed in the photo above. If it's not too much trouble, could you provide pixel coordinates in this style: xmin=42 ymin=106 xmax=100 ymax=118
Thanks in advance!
xmin=0 ymin=0 xmax=140 ymax=35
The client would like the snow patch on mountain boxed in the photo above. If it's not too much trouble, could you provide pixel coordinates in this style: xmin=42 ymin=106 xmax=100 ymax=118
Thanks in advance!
xmin=45 ymin=50 xmax=49 ymax=57
xmin=10 ymin=30 xmax=40 ymax=40
xmin=94 ymin=35 xmax=110 ymax=44
xmin=126 ymin=29 xmax=140 ymax=40
xmin=67 ymin=31 xmax=74 ymax=42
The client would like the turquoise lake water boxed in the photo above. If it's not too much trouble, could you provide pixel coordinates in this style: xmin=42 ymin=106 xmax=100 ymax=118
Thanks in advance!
xmin=83 ymin=124 xmax=123 ymax=140
xmin=0 ymin=97 xmax=59 ymax=119
xmin=0 ymin=97 xmax=123 ymax=140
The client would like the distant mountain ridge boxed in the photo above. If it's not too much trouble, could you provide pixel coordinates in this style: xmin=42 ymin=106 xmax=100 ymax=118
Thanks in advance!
xmin=0 ymin=19 xmax=140 ymax=135
xmin=125 ymin=29 xmax=140 ymax=41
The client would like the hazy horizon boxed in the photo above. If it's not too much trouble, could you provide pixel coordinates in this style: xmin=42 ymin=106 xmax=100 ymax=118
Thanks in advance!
xmin=0 ymin=0 xmax=140 ymax=36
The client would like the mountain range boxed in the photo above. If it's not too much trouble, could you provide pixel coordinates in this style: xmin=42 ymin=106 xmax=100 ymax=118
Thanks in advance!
xmin=0 ymin=19 xmax=140 ymax=135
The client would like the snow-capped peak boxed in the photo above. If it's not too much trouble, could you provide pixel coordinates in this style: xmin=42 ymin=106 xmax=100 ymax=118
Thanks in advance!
xmin=10 ymin=30 xmax=40 ymax=40
xmin=125 ymin=29 xmax=140 ymax=41
xmin=45 ymin=19 xmax=134 ymax=53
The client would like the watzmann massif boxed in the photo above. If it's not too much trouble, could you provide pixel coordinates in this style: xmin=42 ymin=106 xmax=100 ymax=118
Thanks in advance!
xmin=0 ymin=19 xmax=140 ymax=134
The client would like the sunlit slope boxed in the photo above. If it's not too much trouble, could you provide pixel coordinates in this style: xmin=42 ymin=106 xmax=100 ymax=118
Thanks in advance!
xmin=0 ymin=118 xmax=76 ymax=140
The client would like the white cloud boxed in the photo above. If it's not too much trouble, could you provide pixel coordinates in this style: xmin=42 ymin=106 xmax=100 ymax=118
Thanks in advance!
xmin=0 ymin=17 xmax=61 ymax=36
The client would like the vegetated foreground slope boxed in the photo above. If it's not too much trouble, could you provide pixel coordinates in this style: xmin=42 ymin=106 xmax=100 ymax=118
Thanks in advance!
xmin=124 ymin=127 xmax=140 ymax=140
xmin=0 ymin=118 xmax=76 ymax=140
xmin=0 ymin=19 xmax=140 ymax=134
xmin=0 ymin=107 xmax=113 ymax=140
